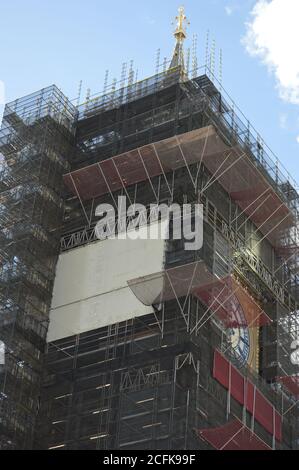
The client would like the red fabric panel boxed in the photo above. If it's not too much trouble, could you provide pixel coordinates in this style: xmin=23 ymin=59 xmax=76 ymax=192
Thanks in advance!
xmin=254 ymin=390 xmax=282 ymax=442
xmin=213 ymin=350 xmax=229 ymax=389
xmin=213 ymin=351 xmax=282 ymax=442
xmin=247 ymin=387 xmax=282 ymax=442
xmin=246 ymin=381 xmax=255 ymax=415
xmin=231 ymin=366 xmax=245 ymax=405
xmin=213 ymin=351 xmax=245 ymax=405
xmin=196 ymin=419 xmax=272 ymax=450
xmin=224 ymin=427 xmax=272 ymax=451
xmin=197 ymin=420 xmax=242 ymax=450
xmin=254 ymin=389 xmax=273 ymax=436
xmin=278 ymin=376 xmax=299 ymax=398
xmin=275 ymin=413 xmax=282 ymax=442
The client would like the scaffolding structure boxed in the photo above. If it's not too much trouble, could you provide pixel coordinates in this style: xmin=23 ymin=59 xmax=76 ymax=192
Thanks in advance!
xmin=0 ymin=62 xmax=297 ymax=449
xmin=36 ymin=68 xmax=299 ymax=450
xmin=0 ymin=86 xmax=77 ymax=449
xmin=37 ymin=304 xmax=297 ymax=450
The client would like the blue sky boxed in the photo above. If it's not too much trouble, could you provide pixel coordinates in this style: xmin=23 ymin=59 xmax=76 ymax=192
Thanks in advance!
xmin=0 ymin=0 xmax=298 ymax=182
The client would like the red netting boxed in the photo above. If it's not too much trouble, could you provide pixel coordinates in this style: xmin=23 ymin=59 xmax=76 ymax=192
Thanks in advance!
xmin=128 ymin=263 xmax=270 ymax=328
xmin=127 ymin=261 xmax=215 ymax=306
xmin=196 ymin=419 xmax=272 ymax=450
xmin=201 ymin=145 xmax=293 ymax=247
xmin=277 ymin=376 xmax=299 ymax=398
xmin=64 ymin=126 xmax=220 ymax=201
xmin=64 ymin=126 xmax=294 ymax=248
xmin=194 ymin=276 xmax=271 ymax=328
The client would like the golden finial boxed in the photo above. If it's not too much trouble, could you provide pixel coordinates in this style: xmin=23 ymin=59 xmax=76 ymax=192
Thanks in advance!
xmin=169 ymin=6 xmax=190 ymax=75
xmin=173 ymin=6 xmax=190 ymax=42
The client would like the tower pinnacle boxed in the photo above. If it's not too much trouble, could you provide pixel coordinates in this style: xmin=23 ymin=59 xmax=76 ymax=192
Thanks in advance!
xmin=170 ymin=6 xmax=190 ymax=71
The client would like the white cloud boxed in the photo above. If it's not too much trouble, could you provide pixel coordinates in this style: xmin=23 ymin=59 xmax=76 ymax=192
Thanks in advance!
xmin=243 ymin=0 xmax=299 ymax=104
xmin=279 ymin=113 xmax=288 ymax=129
xmin=225 ymin=6 xmax=233 ymax=16
xmin=225 ymin=4 xmax=240 ymax=16
xmin=296 ymin=135 xmax=299 ymax=144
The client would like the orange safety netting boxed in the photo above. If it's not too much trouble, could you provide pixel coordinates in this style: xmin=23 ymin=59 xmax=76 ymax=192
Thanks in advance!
xmin=64 ymin=126 xmax=220 ymax=201
xmin=196 ymin=419 xmax=272 ymax=450
xmin=64 ymin=125 xmax=294 ymax=248
xmin=127 ymin=261 xmax=215 ymax=306
xmin=201 ymin=147 xmax=294 ymax=247
xmin=128 ymin=262 xmax=271 ymax=328
xmin=194 ymin=275 xmax=271 ymax=328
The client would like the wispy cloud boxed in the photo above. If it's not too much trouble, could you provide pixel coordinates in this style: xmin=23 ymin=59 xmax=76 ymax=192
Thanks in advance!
xmin=243 ymin=0 xmax=299 ymax=105
xmin=279 ymin=113 xmax=288 ymax=130
xmin=146 ymin=17 xmax=156 ymax=26
xmin=225 ymin=2 xmax=240 ymax=16
xmin=225 ymin=6 xmax=234 ymax=16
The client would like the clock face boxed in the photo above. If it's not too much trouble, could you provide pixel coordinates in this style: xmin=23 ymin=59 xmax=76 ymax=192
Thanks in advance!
xmin=224 ymin=289 xmax=251 ymax=366
xmin=207 ymin=278 xmax=258 ymax=369
xmin=228 ymin=326 xmax=250 ymax=366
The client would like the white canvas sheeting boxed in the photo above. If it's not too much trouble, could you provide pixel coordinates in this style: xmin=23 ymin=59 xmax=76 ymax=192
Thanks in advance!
xmin=47 ymin=222 xmax=166 ymax=342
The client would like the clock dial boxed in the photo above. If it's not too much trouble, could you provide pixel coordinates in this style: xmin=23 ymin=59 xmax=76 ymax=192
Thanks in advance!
xmin=228 ymin=326 xmax=250 ymax=366
xmin=225 ymin=293 xmax=251 ymax=366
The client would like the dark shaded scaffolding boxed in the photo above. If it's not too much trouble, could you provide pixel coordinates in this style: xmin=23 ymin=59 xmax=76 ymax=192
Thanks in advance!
xmin=38 ymin=70 xmax=299 ymax=449
xmin=41 ymin=231 xmax=298 ymax=449
xmin=0 ymin=86 xmax=77 ymax=449
xmin=63 ymin=72 xmax=299 ymax=388
xmin=77 ymin=66 xmax=184 ymax=120
xmin=37 ymin=301 xmax=297 ymax=450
